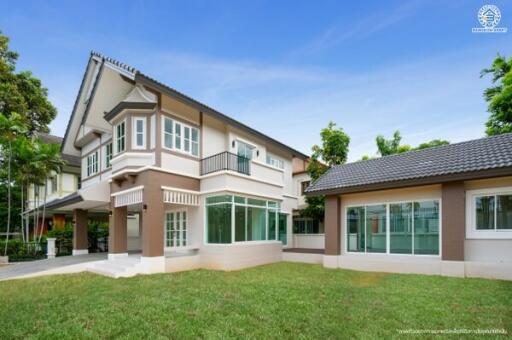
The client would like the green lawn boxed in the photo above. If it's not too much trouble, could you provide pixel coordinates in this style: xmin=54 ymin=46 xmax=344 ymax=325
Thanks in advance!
xmin=1 ymin=263 xmax=511 ymax=339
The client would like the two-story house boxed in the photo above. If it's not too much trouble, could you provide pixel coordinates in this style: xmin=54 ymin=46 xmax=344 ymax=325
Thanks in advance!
xmin=26 ymin=133 xmax=81 ymax=234
xmin=47 ymin=52 xmax=312 ymax=276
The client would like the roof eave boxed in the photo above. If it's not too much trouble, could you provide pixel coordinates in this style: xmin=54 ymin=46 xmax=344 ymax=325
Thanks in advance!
xmin=305 ymin=166 xmax=512 ymax=197
xmin=135 ymin=72 xmax=309 ymax=160
xmin=104 ymin=101 xmax=157 ymax=122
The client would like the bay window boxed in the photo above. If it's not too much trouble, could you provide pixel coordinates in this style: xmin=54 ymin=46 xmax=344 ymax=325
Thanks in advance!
xmin=163 ymin=117 xmax=199 ymax=156
xmin=346 ymin=200 xmax=439 ymax=255
xmin=467 ymin=188 xmax=512 ymax=239
xmin=105 ymin=143 xmax=113 ymax=168
xmin=205 ymin=194 xmax=286 ymax=244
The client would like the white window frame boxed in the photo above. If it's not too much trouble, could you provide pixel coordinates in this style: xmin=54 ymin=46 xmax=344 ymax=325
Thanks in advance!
xmin=86 ymin=151 xmax=99 ymax=177
xmin=466 ymin=186 xmax=512 ymax=239
xmin=344 ymin=198 xmax=442 ymax=257
xmin=266 ymin=153 xmax=284 ymax=170
xmin=132 ymin=117 xmax=146 ymax=150
xmin=161 ymin=116 xmax=200 ymax=157
xmin=114 ymin=120 xmax=126 ymax=154
xmin=165 ymin=208 xmax=188 ymax=249
xmin=203 ymin=194 xmax=282 ymax=245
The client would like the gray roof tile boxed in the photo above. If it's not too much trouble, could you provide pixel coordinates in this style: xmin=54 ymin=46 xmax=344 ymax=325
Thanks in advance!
xmin=306 ymin=133 xmax=512 ymax=194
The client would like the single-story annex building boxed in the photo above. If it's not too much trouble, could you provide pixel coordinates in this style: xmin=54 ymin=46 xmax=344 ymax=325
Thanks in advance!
xmin=306 ymin=133 xmax=512 ymax=280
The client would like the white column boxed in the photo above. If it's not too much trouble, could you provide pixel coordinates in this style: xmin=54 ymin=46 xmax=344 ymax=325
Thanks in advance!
xmin=47 ymin=237 xmax=56 ymax=259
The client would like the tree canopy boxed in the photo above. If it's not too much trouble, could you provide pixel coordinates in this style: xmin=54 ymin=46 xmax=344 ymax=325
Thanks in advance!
xmin=481 ymin=54 xmax=512 ymax=136
xmin=0 ymin=31 xmax=56 ymax=133
xmin=302 ymin=121 xmax=350 ymax=220
xmin=361 ymin=130 xmax=449 ymax=159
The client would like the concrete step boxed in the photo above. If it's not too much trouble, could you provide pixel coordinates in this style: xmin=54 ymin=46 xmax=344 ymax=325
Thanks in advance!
xmin=87 ymin=259 xmax=141 ymax=278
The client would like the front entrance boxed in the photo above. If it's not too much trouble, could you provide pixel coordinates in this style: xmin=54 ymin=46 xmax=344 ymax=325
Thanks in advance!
xmin=165 ymin=209 xmax=188 ymax=248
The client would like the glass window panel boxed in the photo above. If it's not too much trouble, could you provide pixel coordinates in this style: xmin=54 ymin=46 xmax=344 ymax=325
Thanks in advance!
xmin=497 ymin=195 xmax=512 ymax=229
xmin=234 ymin=196 xmax=246 ymax=204
xmin=164 ymin=133 xmax=173 ymax=149
xmin=390 ymin=203 xmax=413 ymax=254
xmin=268 ymin=210 xmax=277 ymax=240
xmin=206 ymin=195 xmax=232 ymax=205
xmin=278 ymin=213 xmax=287 ymax=245
xmin=476 ymin=196 xmax=494 ymax=230
xmin=247 ymin=206 xmax=266 ymax=241
xmin=192 ymin=142 xmax=199 ymax=156
xmin=136 ymin=120 xmax=143 ymax=133
xmin=267 ymin=201 xmax=277 ymax=208
xmin=192 ymin=128 xmax=198 ymax=141
xmin=164 ymin=118 xmax=173 ymax=133
xmin=235 ymin=206 xmax=246 ymax=242
xmin=414 ymin=201 xmax=439 ymax=255
xmin=347 ymin=207 xmax=365 ymax=252
xmin=175 ymin=123 xmax=181 ymax=149
xmin=137 ymin=133 xmax=143 ymax=146
xmin=366 ymin=205 xmax=386 ymax=253
xmin=184 ymin=127 xmax=190 ymax=152
xmin=206 ymin=203 xmax=232 ymax=244
xmin=247 ymin=198 xmax=266 ymax=207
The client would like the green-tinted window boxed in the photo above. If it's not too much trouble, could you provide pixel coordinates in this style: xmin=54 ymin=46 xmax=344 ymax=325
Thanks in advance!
xmin=247 ymin=198 xmax=266 ymax=207
xmin=206 ymin=204 xmax=232 ymax=243
xmin=267 ymin=201 xmax=277 ymax=208
xmin=247 ymin=206 xmax=266 ymax=241
xmin=390 ymin=203 xmax=413 ymax=254
xmin=366 ymin=204 xmax=386 ymax=253
xmin=268 ymin=210 xmax=277 ymax=240
xmin=476 ymin=196 xmax=494 ymax=230
xmin=347 ymin=207 xmax=365 ymax=252
xmin=235 ymin=205 xmax=246 ymax=242
xmin=234 ymin=196 xmax=246 ymax=204
xmin=496 ymin=195 xmax=512 ymax=229
xmin=278 ymin=213 xmax=287 ymax=245
xmin=414 ymin=201 xmax=439 ymax=255
xmin=206 ymin=195 xmax=232 ymax=205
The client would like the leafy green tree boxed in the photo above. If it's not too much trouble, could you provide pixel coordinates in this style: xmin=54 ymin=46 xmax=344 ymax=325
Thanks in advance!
xmin=481 ymin=54 xmax=512 ymax=135
xmin=0 ymin=113 xmax=27 ymax=254
xmin=372 ymin=130 xmax=449 ymax=158
xmin=302 ymin=122 xmax=350 ymax=220
xmin=0 ymin=31 xmax=56 ymax=133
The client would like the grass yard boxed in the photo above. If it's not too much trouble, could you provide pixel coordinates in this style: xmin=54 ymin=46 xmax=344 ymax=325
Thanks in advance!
xmin=1 ymin=262 xmax=511 ymax=339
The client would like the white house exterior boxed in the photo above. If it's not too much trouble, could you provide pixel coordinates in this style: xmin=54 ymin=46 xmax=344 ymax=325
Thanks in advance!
xmin=46 ymin=52 xmax=313 ymax=276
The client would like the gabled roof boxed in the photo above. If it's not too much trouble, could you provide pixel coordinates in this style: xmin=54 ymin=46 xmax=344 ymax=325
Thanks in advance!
xmin=306 ymin=133 xmax=512 ymax=195
xmin=62 ymin=51 xmax=309 ymax=159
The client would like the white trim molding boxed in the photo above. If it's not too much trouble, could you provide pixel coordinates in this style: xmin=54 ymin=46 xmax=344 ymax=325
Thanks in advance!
xmin=162 ymin=187 xmax=200 ymax=206
xmin=466 ymin=186 xmax=512 ymax=239
xmin=112 ymin=186 xmax=144 ymax=207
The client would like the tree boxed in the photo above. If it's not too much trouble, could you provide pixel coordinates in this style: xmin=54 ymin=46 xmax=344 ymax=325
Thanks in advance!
xmin=481 ymin=54 xmax=512 ymax=135
xmin=372 ymin=130 xmax=449 ymax=158
xmin=376 ymin=131 xmax=411 ymax=156
xmin=0 ymin=30 xmax=57 ymax=133
xmin=0 ymin=113 xmax=28 ymax=255
xmin=302 ymin=122 xmax=350 ymax=220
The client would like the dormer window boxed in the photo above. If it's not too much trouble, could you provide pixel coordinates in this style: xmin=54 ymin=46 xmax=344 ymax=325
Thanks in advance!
xmin=162 ymin=117 xmax=199 ymax=157
xmin=115 ymin=120 xmax=126 ymax=154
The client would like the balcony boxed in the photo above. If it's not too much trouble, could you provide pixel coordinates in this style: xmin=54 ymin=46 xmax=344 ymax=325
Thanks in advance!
xmin=200 ymin=152 xmax=251 ymax=176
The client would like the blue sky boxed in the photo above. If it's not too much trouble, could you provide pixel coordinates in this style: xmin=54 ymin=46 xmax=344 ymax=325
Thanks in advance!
xmin=1 ymin=0 xmax=511 ymax=161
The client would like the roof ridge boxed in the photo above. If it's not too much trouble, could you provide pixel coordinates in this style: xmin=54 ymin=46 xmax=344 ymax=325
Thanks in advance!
xmin=343 ymin=132 xmax=512 ymax=167
xmin=90 ymin=50 xmax=138 ymax=74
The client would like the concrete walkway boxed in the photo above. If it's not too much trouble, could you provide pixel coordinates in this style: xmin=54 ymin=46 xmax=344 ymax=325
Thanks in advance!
xmin=0 ymin=253 xmax=108 ymax=281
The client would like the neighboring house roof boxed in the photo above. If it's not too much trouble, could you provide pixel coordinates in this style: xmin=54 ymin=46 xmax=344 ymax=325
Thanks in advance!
xmin=306 ymin=133 xmax=512 ymax=195
xmin=63 ymin=51 xmax=309 ymax=159
xmin=34 ymin=132 xmax=81 ymax=167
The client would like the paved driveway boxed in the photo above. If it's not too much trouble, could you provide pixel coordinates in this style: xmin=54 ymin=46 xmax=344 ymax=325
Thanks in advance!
xmin=0 ymin=253 xmax=107 ymax=281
